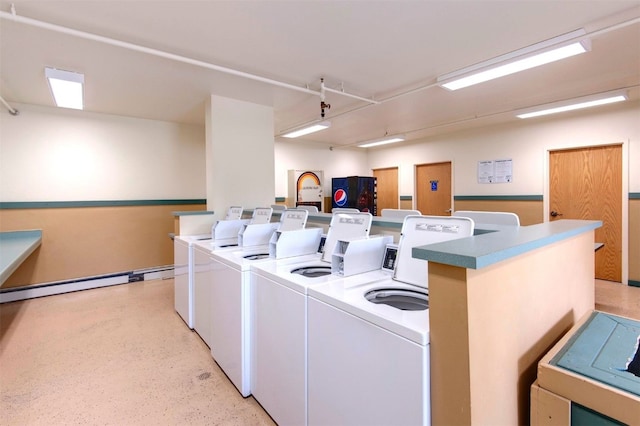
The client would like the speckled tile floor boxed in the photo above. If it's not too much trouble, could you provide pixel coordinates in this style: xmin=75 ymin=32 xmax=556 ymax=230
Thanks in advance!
xmin=1 ymin=278 xmax=638 ymax=425
xmin=0 ymin=278 xmax=275 ymax=425
xmin=595 ymin=279 xmax=640 ymax=321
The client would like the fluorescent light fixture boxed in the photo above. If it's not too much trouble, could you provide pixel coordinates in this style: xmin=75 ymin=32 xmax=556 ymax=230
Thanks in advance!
xmin=45 ymin=67 xmax=84 ymax=109
xmin=516 ymin=91 xmax=628 ymax=119
xmin=438 ymin=29 xmax=590 ymax=91
xmin=282 ymin=121 xmax=331 ymax=138
xmin=358 ymin=135 xmax=405 ymax=148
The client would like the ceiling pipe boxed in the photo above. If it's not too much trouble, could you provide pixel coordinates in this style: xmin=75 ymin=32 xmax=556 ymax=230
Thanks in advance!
xmin=2 ymin=7 xmax=637 ymax=136
xmin=324 ymin=85 xmax=380 ymax=104
xmin=336 ymin=82 xmax=639 ymax=149
xmin=0 ymin=7 xmax=376 ymax=105
xmin=0 ymin=94 xmax=19 ymax=115
xmin=0 ymin=9 xmax=318 ymax=96
xmin=283 ymin=14 xmax=640 ymax=138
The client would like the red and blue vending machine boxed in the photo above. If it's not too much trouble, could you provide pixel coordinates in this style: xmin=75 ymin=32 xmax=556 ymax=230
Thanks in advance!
xmin=331 ymin=176 xmax=377 ymax=215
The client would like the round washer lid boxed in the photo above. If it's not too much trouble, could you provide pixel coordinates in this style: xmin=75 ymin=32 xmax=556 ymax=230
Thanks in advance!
xmin=244 ymin=253 xmax=270 ymax=260
xmin=290 ymin=266 xmax=332 ymax=278
xmin=365 ymin=288 xmax=429 ymax=311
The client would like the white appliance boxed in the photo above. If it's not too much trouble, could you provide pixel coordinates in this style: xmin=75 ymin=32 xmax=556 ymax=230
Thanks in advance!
xmin=307 ymin=215 xmax=475 ymax=426
xmin=206 ymin=209 xmax=315 ymax=397
xmin=453 ymin=210 xmax=520 ymax=226
xmin=173 ymin=205 xmax=245 ymax=329
xmin=381 ymin=208 xmax=422 ymax=218
xmin=174 ymin=233 xmax=210 ymax=328
xmin=224 ymin=206 xmax=244 ymax=220
xmin=192 ymin=207 xmax=272 ymax=347
xmin=251 ymin=212 xmax=395 ymax=426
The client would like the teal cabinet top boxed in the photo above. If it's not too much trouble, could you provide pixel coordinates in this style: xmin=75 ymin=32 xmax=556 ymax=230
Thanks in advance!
xmin=551 ymin=311 xmax=640 ymax=397
xmin=172 ymin=210 xmax=214 ymax=216
xmin=0 ymin=230 xmax=43 ymax=286
xmin=412 ymin=219 xmax=601 ymax=269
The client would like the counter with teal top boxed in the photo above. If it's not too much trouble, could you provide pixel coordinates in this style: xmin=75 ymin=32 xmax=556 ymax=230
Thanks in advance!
xmin=412 ymin=219 xmax=601 ymax=269
xmin=0 ymin=230 xmax=42 ymax=286
xmin=172 ymin=210 xmax=215 ymax=237
xmin=412 ymin=219 xmax=602 ymax=425
xmin=534 ymin=310 xmax=640 ymax=425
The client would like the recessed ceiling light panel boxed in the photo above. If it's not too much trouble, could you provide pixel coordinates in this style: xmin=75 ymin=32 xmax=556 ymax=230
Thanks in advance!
xmin=438 ymin=29 xmax=590 ymax=91
xmin=45 ymin=67 xmax=84 ymax=110
xmin=282 ymin=121 xmax=331 ymax=138
xmin=358 ymin=135 xmax=405 ymax=148
xmin=516 ymin=91 xmax=628 ymax=119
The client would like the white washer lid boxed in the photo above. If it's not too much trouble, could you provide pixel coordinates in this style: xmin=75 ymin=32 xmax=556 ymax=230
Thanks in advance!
xmin=225 ymin=206 xmax=243 ymax=220
xmin=394 ymin=215 xmax=474 ymax=287
xmin=251 ymin=207 xmax=273 ymax=224
xmin=279 ymin=209 xmax=308 ymax=231
xmin=321 ymin=212 xmax=372 ymax=262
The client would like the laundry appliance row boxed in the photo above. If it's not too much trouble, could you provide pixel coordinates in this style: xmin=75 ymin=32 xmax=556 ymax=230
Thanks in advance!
xmin=175 ymin=208 xmax=478 ymax=426
xmin=250 ymin=214 xmax=474 ymax=425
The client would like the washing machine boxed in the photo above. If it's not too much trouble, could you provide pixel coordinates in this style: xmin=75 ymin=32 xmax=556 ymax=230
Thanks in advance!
xmin=250 ymin=212 xmax=394 ymax=426
xmin=191 ymin=207 xmax=273 ymax=347
xmin=306 ymin=215 xmax=475 ymax=426
xmin=173 ymin=206 xmax=245 ymax=329
xmin=206 ymin=209 xmax=316 ymax=397
xmin=174 ymin=233 xmax=211 ymax=328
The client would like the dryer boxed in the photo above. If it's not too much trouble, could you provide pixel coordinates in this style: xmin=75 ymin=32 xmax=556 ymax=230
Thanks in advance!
xmin=250 ymin=212 xmax=394 ymax=426
xmin=306 ymin=215 xmax=475 ymax=426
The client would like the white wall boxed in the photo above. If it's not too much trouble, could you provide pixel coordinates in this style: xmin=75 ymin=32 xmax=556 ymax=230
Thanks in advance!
xmin=0 ymin=103 xmax=205 ymax=201
xmin=206 ymin=95 xmax=275 ymax=217
xmin=3 ymin=100 xmax=637 ymax=204
xmin=367 ymin=101 xmax=640 ymax=196
xmin=273 ymin=141 xmax=370 ymax=199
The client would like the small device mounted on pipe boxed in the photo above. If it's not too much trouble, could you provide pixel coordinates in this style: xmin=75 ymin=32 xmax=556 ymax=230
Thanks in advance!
xmin=320 ymin=78 xmax=331 ymax=118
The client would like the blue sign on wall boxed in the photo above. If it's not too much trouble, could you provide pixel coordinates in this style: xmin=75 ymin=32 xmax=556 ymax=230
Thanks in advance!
xmin=431 ymin=180 xmax=438 ymax=191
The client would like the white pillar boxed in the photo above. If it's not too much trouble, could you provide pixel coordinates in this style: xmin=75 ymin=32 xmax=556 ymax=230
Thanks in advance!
xmin=205 ymin=95 xmax=275 ymax=219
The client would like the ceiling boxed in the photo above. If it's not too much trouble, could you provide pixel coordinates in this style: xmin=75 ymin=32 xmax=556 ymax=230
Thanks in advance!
xmin=1 ymin=1 xmax=639 ymax=149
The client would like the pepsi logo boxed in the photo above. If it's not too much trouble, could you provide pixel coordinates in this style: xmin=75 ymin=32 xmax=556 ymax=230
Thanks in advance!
xmin=334 ymin=189 xmax=347 ymax=206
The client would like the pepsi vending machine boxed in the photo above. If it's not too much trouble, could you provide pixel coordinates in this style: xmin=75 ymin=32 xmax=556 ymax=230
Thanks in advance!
xmin=331 ymin=176 xmax=377 ymax=215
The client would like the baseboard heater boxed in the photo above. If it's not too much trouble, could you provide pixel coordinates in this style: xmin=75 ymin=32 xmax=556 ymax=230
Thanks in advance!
xmin=0 ymin=265 xmax=174 ymax=303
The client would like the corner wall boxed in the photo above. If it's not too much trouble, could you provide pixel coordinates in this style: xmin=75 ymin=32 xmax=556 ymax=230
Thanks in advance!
xmin=0 ymin=104 xmax=206 ymax=288
xmin=0 ymin=202 xmax=205 ymax=288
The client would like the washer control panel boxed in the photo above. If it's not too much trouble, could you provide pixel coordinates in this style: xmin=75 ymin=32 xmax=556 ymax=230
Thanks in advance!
xmin=381 ymin=244 xmax=399 ymax=272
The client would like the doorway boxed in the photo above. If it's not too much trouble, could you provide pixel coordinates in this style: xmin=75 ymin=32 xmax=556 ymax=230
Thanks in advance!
xmin=549 ymin=144 xmax=623 ymax=282
xmin=373 ymin=167 xmax=399 ymax=215
xmin=416 ymin=162 xmax=452 ymax=216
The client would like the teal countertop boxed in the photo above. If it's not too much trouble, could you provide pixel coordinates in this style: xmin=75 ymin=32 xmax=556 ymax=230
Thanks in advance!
xmin=172 ymin=210 xmax=214 ymax=216
xmin=0 ymin=230 xmax=42 ymax=286
xmin=550 ymin=311 xmax=640 ymax=397
xmin=412 ymin=219 xmax=601 ymax=270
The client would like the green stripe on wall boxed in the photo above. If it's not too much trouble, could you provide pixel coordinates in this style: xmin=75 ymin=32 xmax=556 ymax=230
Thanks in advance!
xmin=454 ymin=195 xmax=543 ymax=201
xmin=275 ymin=197 xmax=286 ymax=202
xmin=400 ymin=195 xmax=413 ymax=201
xmin=630 ymin=280 xmax=640 ymax=288
xmin=455 ymin=193 xmax=639 ymax=200
xmin=0 ymin=199 xmax=207 ymax=209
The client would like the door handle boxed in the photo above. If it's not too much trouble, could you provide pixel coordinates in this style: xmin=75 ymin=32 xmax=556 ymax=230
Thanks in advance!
xmin=445 ymin=209 xmax=452 ymax=213
xmin=550 ymin=211 xmax=563 ymax=217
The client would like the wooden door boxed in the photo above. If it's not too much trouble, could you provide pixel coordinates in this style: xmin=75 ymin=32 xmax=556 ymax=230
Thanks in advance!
xmin=549 ymin=145 xmax=622 ymax=282
xmin=373 ymin=167 xmax=399 ymax=215
xmin=416 ymin=162 xmax=452 ymax=216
